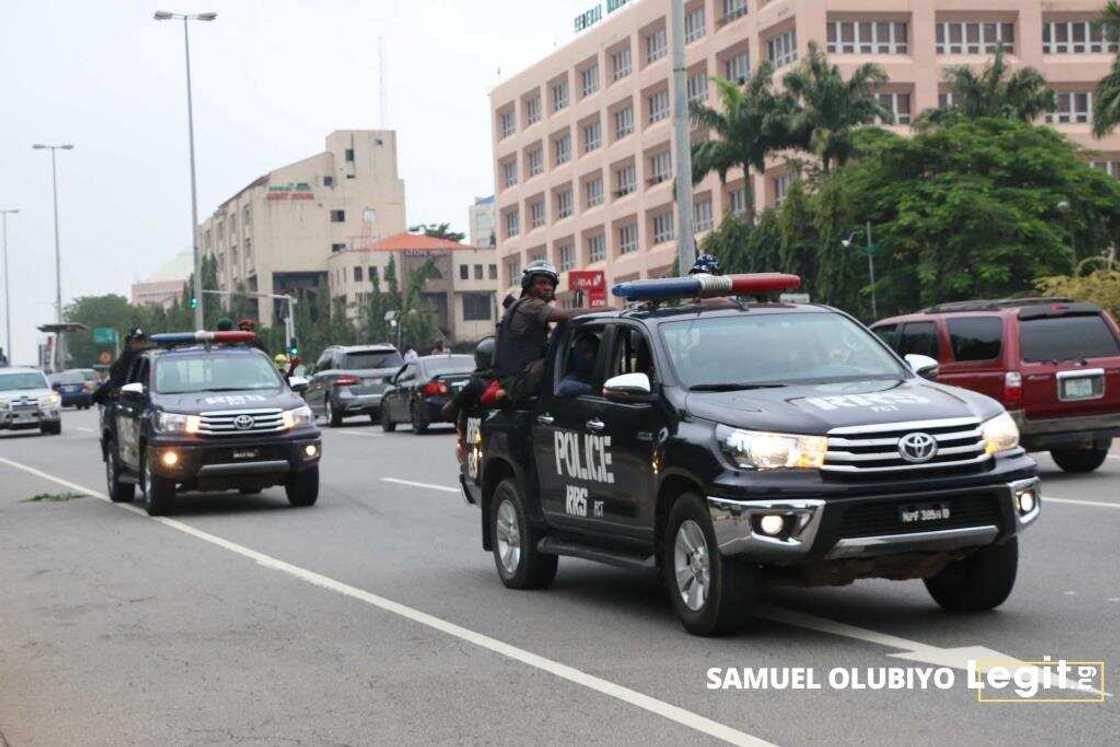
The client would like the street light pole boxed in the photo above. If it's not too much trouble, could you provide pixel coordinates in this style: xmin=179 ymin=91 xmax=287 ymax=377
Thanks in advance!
xmin=155 ymin=10 xmax=217 ymax=330
xmin=669 ymin=0 xmax=696 ymax=273
xmin=0 ymin=208 xmax=18 ymax=362
xmin=32 ymin=143 xmax=73 ymax=371
xmin=866 ymin=221 xmax=878 ymax=319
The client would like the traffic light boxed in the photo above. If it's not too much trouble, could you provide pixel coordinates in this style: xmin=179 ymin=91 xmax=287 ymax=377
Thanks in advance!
xmin=288 ymin=338 xmax=300 ymax=356
xmin=189 ymin=296 xmax=198 ymax=310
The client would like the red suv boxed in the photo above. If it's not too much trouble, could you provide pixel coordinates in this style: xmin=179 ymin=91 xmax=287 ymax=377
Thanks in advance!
xmin=872 ymin=299 xmax=1120 ymax=473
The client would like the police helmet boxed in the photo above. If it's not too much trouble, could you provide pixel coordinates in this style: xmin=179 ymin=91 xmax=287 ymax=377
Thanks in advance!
xmin=521 ymin=259 xmax=560 ymax=290
xmin=474 ymin=337 xmax=496 ymax=371
xmin=689 ymin=254 xmax=722 ymax=276
xmin=126 ymin=327 xmax=146 ymax=342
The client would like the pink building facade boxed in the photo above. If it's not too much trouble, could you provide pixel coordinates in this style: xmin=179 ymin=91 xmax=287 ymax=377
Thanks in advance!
xmin=489 ymin=0 xmax=1120 ymax=298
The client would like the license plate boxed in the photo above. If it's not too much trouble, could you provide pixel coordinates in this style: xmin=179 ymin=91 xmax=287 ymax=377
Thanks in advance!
xmin=232 ymin=449 xmax=260 ymax=460
xmin=452 ymin=382 xmax=466 ymax=391
xmin=1060 ymin=376 xmax=1099 ymax=401
xmin=899 ymin=502 xmax=951 ymax=525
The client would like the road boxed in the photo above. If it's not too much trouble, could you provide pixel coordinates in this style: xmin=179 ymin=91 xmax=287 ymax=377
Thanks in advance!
xmin=1 ymin=408 xmax=1116 ymax=746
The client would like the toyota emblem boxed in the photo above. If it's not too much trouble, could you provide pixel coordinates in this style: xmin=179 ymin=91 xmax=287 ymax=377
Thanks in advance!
xmin=233 ymin=414 xmax=255 ymax=430
xmin=898 ymin=432 xmax=938 ymax=463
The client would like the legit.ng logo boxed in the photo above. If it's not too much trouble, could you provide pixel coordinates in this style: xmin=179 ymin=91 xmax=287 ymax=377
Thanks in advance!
xmin=898 ymin=432 xmax=938 ymax=463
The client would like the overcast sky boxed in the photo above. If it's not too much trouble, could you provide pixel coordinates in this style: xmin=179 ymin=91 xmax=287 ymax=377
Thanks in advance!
xmin=0 ymin=0 xmax=596 ymax=363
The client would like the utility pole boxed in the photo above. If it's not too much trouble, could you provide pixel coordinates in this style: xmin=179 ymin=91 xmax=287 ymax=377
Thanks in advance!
xmin=0 ymin=208 xmax=18 ymax=363
xmin=669 ymin=0 xmax=695 ymax=274
xmin=866 ymin=221 xmax=878 ymax=319
xmin=32 ymin=144 xmax=73 ymax=371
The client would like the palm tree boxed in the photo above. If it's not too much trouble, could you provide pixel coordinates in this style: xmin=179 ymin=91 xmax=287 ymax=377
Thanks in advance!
xmin=688 ymin=64 xmax=796 ymax=225
xmin=1093 ymin=0 xmax=1120 ymax=136
xmin=933 ymin=45 xmax=1055 ymax=123
xmin=781 ymin=41 xmax=892 ymax=173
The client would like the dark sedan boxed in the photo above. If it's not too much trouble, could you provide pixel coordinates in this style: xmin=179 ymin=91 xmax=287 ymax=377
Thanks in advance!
xmin=380 ymin=355 xmax=475 ymax=434
xmin=49 ymin=369 xmax=99 ymax=409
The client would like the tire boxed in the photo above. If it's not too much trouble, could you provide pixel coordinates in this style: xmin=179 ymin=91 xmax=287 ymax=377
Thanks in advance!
xmin=141 ymin=451 xmax=176 ymax=517
xmin=1050 ymin=447 xmax=1109 ymax=473
xmin=326 ymin=398 xmax=344 ymax=428
xmin=104 ymin=441 xmax=135 ymax=503
xmin=491 ymin=478 xmax=557 ymax=590
xmin=924 ymin=537 xmax=1018 ymax=612
xmin=40 ymin=421 xmax=61 ymax=436
xmin=286 ymin=466 xmax=319 ymax=507
xmin=664 ymin=493 xmax=755 ymax=636
xmin=380 ymin=405 xmax=397 ymax=433
xmin=410 ymin=403 xmax=429 ymax=435
xmin=369 ymin=411 xmax=379 ymax=425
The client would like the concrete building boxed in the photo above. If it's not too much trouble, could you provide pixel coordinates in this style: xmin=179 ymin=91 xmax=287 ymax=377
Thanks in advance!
xmin=131 ymin=249 xmax=193 ymax=308
xmin=327 ymin=232 xmax=501 ymax=344
xmin=469 ymin=195 xmax=497 ymax=248
xmin=199 ymin=130 xmax=407 ymax=324
xmin=489 ymin=0 xmax=1120 ymax=297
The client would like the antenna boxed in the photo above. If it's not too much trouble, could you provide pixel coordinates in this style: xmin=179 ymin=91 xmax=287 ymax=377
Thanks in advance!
xmin=378 ymin=36 xmax=388 ymax=129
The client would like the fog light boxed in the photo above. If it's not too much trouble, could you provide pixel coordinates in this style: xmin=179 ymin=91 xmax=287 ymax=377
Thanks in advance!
xmin=304 ymin=444 xmax=319 ymax=458
xmin=1018 ymin=490 xmax=1036 ymax=514
xmin=759 ymin=514 xmax=785 ymax=536
xmin=161 ymin=451 xmax=179 ymax=467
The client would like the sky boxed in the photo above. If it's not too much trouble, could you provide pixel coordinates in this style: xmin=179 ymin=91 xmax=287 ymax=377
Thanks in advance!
xmin=0 ymin=0 xmax=596 ymax=364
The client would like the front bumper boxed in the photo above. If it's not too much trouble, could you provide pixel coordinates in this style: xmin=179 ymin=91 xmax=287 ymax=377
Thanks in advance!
xmin=1009 ymin=410 xmax=1120 ymax=451
xmin=147 ymin=432 xmax=321 ymax=484
xmin=709 ymin=473 xmax=1041 ymax=563
xmin=0 ymin=407 xmax=61 ymax=429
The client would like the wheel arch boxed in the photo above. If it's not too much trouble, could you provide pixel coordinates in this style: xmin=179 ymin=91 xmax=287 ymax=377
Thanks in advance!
xmin=480 ymin=457 xmax=516 ymax=552
xmin=655 ymin=471 xmax=707 ymax=564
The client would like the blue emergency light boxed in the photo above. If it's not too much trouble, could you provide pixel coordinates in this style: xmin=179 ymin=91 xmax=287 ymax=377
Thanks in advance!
xmin=150 ymin=331 xmax=257 ymax=346
xmin=612 ymin=273 xmax=802 ymax=302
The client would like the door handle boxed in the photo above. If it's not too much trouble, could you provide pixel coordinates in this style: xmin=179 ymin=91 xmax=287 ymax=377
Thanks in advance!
xmin=586 ymin=418 xmax=606 ymax=432
xmin=537 ymin=414 xmax=554 ymax=425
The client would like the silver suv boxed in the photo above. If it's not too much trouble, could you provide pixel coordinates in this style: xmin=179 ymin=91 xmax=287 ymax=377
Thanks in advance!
xmin=0 ymin=368 xmax=62 ymax=435
xmin=305 ymin=344 xmax=404 ymax=427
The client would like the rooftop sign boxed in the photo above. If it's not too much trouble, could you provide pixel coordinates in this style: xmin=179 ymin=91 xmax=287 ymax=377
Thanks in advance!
xmin=574 ymin=0 xmax=631 ymax=34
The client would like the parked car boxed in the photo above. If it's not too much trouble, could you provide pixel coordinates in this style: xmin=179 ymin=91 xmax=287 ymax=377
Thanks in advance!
xmin=305 ymin=344 xmax=404 ymax=427
xmin=380 ymin=355 xmax=475 ymax=434
xmin=872 ymin=298 xmax=1120 ymax=473
xmin=49 ymin=368 xmax=98 ymax=409
xmin=0 ymin=368 xmax=62 ymax=435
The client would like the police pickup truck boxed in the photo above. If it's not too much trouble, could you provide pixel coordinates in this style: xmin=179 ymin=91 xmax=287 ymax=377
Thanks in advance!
xmin=100 ymin=331 xmax=321 ymax=516
xmin=459 ymin=274 xmax=1041 ymax=636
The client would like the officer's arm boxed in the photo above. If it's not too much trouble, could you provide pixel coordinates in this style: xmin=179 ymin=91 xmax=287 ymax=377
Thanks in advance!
xmin=547 ymin=307 xmax=600 ymax=323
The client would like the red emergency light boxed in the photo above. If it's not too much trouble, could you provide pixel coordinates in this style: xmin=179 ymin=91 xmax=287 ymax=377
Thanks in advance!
xmin=151 ymin=331 xmax=257 ymax=346
xmin=612 ymin=273 xmax=802 ymax=302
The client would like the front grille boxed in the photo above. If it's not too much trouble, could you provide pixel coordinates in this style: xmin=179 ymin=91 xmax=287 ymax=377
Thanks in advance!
xmin=198 ymin=408 xmax=284 ymax=436
xmin=823 ymin=417 xmax=988 ymax=474
xmin=837 ymin=491 xmax=1003 ymax=539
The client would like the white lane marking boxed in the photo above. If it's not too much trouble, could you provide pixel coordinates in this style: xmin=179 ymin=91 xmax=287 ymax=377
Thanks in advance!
xmin=333 ymin=430 xmax=383 ymax=438
xmin=381 ymin=477 xmax=460 ymax=494
xmin=0 ymin=457 xmax=771 ymax=747
xmin=72 ymin=426 xmax=95 ymax=433
xmin=1046 ymin=497 xmax=1120 ymax=510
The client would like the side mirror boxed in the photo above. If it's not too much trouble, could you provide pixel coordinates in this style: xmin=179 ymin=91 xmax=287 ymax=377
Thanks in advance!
xmin=288 ymin=376 xmax=310 ymax=393
xmin=905 ymin=354 xmax=940 ymax=381
xmin=603 ymin=373 xmax=653 ymax=402
xmin=120 ymin=382 xmax=145 ymax=397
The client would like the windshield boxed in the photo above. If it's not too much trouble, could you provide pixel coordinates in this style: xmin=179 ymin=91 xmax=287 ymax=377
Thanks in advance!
xmin=343 ymin=351 xmax=404 ymax=370
xmin=425 ymin=356 xmax=475 ymax=377
xmin=154 ymin=354 xmax=283 ymax=394
xmin=660 ymin=312 xmax=907 ymax=388
xmin=0 ymin=373 xmax=49 ymax=391
xmin=1020 ymin=315 xmax=1120 ymax=362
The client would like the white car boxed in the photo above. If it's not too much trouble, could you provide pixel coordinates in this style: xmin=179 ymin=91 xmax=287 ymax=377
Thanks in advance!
xmin=0 ymin=368 xmax=62 ymax=435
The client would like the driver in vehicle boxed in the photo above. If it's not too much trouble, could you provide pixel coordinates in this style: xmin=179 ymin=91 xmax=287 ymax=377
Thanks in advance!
xmin=556 ymin=333 xmax=599 ymax=398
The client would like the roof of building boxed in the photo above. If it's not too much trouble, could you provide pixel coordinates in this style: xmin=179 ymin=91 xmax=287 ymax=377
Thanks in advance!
xmin=145 ymin=250 xmax=194 ymax=282
xmin=473 ymin=195 xmax=495 ymax=205
xmin=360 ymin=232 xmax=478 ymax=253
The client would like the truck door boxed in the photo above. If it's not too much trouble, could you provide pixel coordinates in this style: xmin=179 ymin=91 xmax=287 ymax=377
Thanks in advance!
xmin=116 ymin=357 xmax=150 ymax=471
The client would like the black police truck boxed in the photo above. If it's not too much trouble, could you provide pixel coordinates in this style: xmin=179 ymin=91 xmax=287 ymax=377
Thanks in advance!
xmin=100 ymin=331 xmax=322 ymax=516
xmin=459 ymin=275 xmax=1041 ymax=636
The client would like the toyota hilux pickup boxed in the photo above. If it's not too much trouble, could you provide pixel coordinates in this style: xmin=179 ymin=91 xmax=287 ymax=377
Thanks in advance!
xmin=459 ymin=275 xmax=1042 ymax=636
xmin=100 ymin=332 xmax=321 ymax=516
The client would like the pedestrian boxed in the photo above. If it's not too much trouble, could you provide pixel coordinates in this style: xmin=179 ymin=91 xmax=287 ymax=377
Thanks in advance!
xmin=216 ymin=318 xmax=235 ymax=331
xmin=404 ymin=347 xmax=418 ymax=361
xmin=91 ymin=328 xmax=150 ymax=405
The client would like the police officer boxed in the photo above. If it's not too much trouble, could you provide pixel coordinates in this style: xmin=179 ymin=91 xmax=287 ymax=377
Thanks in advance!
xmin=441 ymin=337 xmax=497 ymax=423
xmin=689 ymin=253 xmax=721 ymax=276
xmin=91 ymin=327 xmax=149 ymax=405
xmin=493 ymin=259 xmax=597 ymax=404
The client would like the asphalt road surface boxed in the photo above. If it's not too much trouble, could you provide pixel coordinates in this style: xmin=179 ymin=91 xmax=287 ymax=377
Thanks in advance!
xmin=1 ymin=408 xmax=1116 ymax=746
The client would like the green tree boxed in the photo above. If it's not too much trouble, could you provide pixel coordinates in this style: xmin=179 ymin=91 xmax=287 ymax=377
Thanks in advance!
xmin=782 ymin=41 xmax=892 ymax=173
xmin=927 ymin=46 xmax=1056 ymax=124
xmin=1093 ymin=1 xmax=1120 ymax=136
xmin=1037 ymin=269 xmax=1120 ymax=320
xmin=399 ymin=258 xmax=441 ymax=350
xmin=409 ymin=223 xmax=466 ymax=242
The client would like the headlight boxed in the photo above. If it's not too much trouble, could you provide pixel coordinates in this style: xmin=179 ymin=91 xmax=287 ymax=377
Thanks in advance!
xmin=0 ymin=400 xmax=9 ymax=410
xmin=40 ymin=393 xmax=61 ymax=408
xmin=282 ymin=404 xmax=314 ymax=430
xmin=717 ymin=425 xmax=828 ymax=471
xmin=156 ymin=411 xmax=201 ymax=434
xmin=981 ymin=411 xmax=1020 ymax=455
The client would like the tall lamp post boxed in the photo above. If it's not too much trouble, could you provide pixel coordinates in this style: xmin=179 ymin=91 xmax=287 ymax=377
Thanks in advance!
xmin=32 ymin=143 xmax=73 ymax=371
xmin=669 ymin=0 xmax=696 ymax=273
xmin=843 ymin=221 xmax=880 ymax=319
xmin=0 ymin=208 xmax=18 ymax=362
xmin=154 ymin=9 xmax=217 ymax=330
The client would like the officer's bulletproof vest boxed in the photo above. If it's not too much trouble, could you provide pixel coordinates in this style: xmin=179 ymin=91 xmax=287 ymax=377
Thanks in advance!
xmin=494 ymin=297 xmax=549 ymax=378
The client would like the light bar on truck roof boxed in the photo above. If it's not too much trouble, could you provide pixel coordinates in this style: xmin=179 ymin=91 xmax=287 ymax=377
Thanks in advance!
xmin=150 ymin=331 xmax=257 ymax=346
xmin=611 ymin=273 xmax=802 ymax=302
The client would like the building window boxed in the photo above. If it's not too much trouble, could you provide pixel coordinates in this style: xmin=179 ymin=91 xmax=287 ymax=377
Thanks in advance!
xmin=489 ymin=264 xmax=498 ymax=280
xmin=1047 ymin=91 xmax=1093 ymax=124
xmin=619 ymin=222 xmax=639 ymax=254
xmin=615 ymin=105 xmax=635 ymax=137
xmin=505 ymin=256 xmax=522 ymax=286
xmin=526 ymin=94 xmax=542 ymax=125
xmin=587 ymin=233 xmax=607 ymax=263
xmin=827 ymin=21 xmax=908 ymax=55
xmin=586 ymin=177 xmax=604 ymax=207
xmin=558 ymin=243 xmax=576 ymax=272
xmin=687 ymin=71 xmax=708 ymax=103
xmin=345 ymin=148 xmax=355 ymax=162
xmin=499 ymin=110 xmax=516 ymax=138
xmin=1092 ymin=160 xmax=1120 ymax=178
xmin=460 ymin=264 xmax=469 ymax=280
xmin=556 ymin=188 xmax=574 ymax=219
xmin=774 ymin=173 xmax=797 ymax=205
xmin=506 ymin=210 xmax=520 ymax=237
xmin=330 ymin=210 xmax=346 ymax=222
xmin=652 ymin=212 xmax=675 ymax=244
xmin=530 ymin=199 xmax=547 ymax=228
xmin=685 ymin=7 xmax=706 ymax=43
xmin=611 ymin=47 xmax=632 ymax=80
xmin=1044 ymin=21 xmax=1119 ymax=55
xmin=353 ymin=266 xmax=363 ymax=282
xmin=936 ymin=21 xmax=1014 ymax=55
xmin=323 ymin=175 xmax=335 ymax=187
xmin=331 ymin=242 xmax=347 ymax=252
xmin=649 ymin=89 xmax=670 ymax=123
xmin=242 ymin=205 xmax=252 ymax=227
xmin=474 ymin=264 xmax=484 ymax=280
xmin=462 ymin=293 xmax=493 ymax=321
xmin=728 ymin=187 xmax=747 ymax=216
xmin=767 ymin=30 xmax=798 ymax=68
xmin=552 ymin=80 xmax=570 ymax=111
xmin=938 ymin=91 xmax=955 ymax=109
xmin=723 ymin=53 xmax=750 ymax=84
xmin=694 ymin=197 xmax=713 ymax=232
xmin=502 ymin=159 xmax=519 ymax=188
xmin=555 ymin=133 xmax=572 ymax=165
xmin=723 ymin=0 xmax=748 ymax=23
xmin=616 ymin=164 xmax=637 ymax=197
xmin=649 ymin=151 xmax=672 ymax=185
xmin=527 ymin=145 xmax=544 ymax=176
xmin=580 ymin=63 xmax=600 ymax=97
xmin=583 ymin=120 xmax=602 ymax=152
xmin=877 ymin=92 xmax=912 ymax=125
xmin=646 ymin=28 xmax=667 ymax=64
